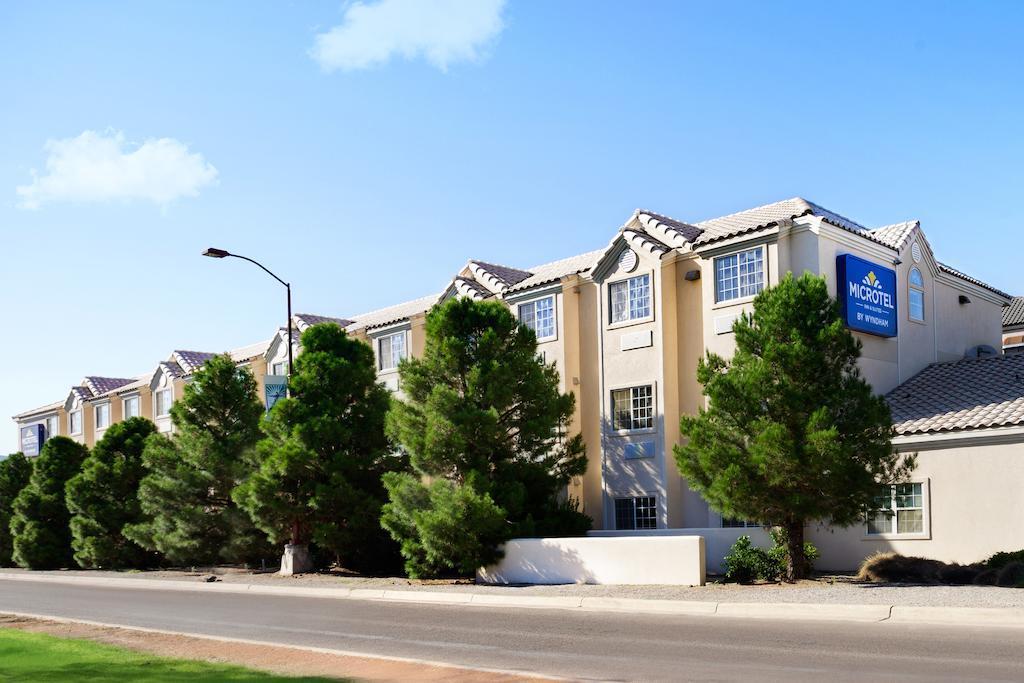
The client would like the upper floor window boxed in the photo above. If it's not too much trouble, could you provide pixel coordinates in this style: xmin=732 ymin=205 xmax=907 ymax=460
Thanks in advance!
xmin=868 ymin=483 xmax=925 ymax=536
xmin=155 ymin=389 xmax=172 ymax=417
xmin=95 ymin=403 xmax=110 ymax=430
xmin=44 ymin=415 xmax=58 ymax=438
xmin=610 ymin=274 xmax=651 ymax=324
xmin=611 ymin=385 xmax=654 ymax=431
xmin=615 ymin=496 xmax=657 ymax=530
xmin=270 ymin=361 xmax=288 ymax=376
xmin=124 ymin=395 xmax=140 ymax=419
xmin=518 ymin=296 xmax=556 ymax=341
xmin=909 ymin=267 xmax=925 ymax=322
xmin=715 ymin=247 xmax=764 ymax=302
xmin=69 ymin=410 xmax=82 ymax=435
xmin=378 ymin=331 xmax=406 ymax=371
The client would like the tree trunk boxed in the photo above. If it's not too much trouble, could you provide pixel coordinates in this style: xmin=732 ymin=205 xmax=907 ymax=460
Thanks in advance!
xmin=783 ymin=520 xmax=806 ymax=582
xmin=290 ymin=518 xmax=301 ymax=546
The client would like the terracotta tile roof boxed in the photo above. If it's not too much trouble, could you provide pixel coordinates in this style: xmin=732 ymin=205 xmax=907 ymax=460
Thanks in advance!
xmin=693 ymin=197 xmax=867 ymax=245
xmin=292 ymin=313 xmax=354 ymax=331
xmin=453 ymin=277 xmax=492 ymax=300
xmin=158 ymin=361 xmax=185 ymax=379
xmin=886 ymin=355 xmax=1024 ymax=435
xmin=635 ymin=210 xmax=703 ymax=246
xmin=173 ymin=350 xmax=217 ymax=375
xmin=1002 ymin=297 xmax=1024 ymax=329
xmin=469 ymin=261 xmax=533 ymax=289
xmin=83 ymin=376 xmax=136 ymax=396
xmin=346 ymin=294 xmax=438 ymax=332
xmin=937 ymin=262 xmax=1011 ymax=299
xmin=868 ymin=221 xmax=919 ymax=250
xmin=505 ymin=249 xmax=605 ymax=294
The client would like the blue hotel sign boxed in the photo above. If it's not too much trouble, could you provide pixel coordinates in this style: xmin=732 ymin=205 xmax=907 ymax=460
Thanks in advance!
xmin=837 ymin=254 xmax=898 ymax=337
xmin=20 ymin=424 xmax=45 ymax=457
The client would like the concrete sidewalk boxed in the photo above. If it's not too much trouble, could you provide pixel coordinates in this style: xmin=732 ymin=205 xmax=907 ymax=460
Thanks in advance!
xmin=2 ymin=571 xmax=1022 ymax=629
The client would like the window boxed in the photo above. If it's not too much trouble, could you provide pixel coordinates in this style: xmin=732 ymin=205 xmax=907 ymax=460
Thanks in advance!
xmin=909 ymin=267 xmax=925 ymax=322
xmin=714 ymin=247 xmax=764 ymax=302
xmin=615 ymin=496 xmax=657 ymax=530
xmin=722 ymin=518 xmax=760 ymax=528
xmin=44 ymin=416 xmax=58 ymax=438
xmin=270 ymin=361 xmax=288 ymax=376
xmin=611 ymin=385 xmax=654 ymax=431
xmin=518 ymin=296 xmax=556 ymax=341
xmin=868 ymin=483 xmax=925 ymax=535
xmin=69 ymin=410 xmax=82 ymax=435
xmin=123 ymin=395 xmax=140 ymax=419
xmin=609 ymin=274 xmax=651 ymax=324
xmin=95 ymin=403 xmax=110 ymax=430
xmin=155 ymin=389 xmax=172 ymax=417
xmin=378 ymin=331 xmax=407 ymax=371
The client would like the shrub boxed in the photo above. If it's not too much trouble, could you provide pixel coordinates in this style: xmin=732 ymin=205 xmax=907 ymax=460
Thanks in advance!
xmin=857 ymin=552 xmax=949 ymax=583
xmin=9 ymin=437 xmax=89 ymax=569
xmin=984 ymin=550 xmax=1024 ymax=571
xmin=0 ymin=452 xmax=33 ymax=566
xmin=996 ymin=562 xmax=1024 ymax=588
xmin=723 ymin=535 xmax=772 ymax=583
xmin=722 ymin=532 xmax=819 ymax=583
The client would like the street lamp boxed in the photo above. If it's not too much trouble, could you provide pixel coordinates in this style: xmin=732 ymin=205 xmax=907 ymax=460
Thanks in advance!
xmin=203 ymin=248 xmax=293 ymax=392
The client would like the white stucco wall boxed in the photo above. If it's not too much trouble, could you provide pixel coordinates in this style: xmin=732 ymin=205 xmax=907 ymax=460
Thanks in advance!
xmin=478 ymin=535 xmax=706 ymax=586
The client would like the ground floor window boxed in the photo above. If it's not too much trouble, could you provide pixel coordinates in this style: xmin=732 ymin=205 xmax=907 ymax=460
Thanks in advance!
xmin=615 ymin=496 xmax=657 ymax=530
xmin=721 ymin=518 xmax=760 ymax=528
xmin=867 ymin=483 xmax=925 ymax=535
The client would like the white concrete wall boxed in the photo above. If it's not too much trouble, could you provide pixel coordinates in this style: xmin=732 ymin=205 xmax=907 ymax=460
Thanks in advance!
xmin=478 ymin=536 xmax=706 ymax=586
xmin=589 ymin=527 xmax=771 ymax=574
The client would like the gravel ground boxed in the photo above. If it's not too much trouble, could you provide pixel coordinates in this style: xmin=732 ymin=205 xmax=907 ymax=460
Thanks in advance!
xmin=3 ymin=567 xmax=1023 ymax=608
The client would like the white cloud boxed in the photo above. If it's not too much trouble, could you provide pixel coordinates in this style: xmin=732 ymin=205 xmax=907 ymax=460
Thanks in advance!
xmin=16 ymin=130 xmax=218 ymax=209
xmin=310 ymin=0 xmax=506 ymax=72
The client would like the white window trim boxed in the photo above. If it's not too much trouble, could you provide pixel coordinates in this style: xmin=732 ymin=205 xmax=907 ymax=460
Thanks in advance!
xmin=608 ymin=382 xmax=657 ymax=436
xmin=94 ymin=402 xmax=111 ymax=432
xmin=376 ymin=329 xmax=408 ymax=374
xmin=268 ymin=360 xmax=288 ymax=376
xmin=122 ymin=393 xmax=141 ymax=419
xmin=44 ymin=415 xmax=59 ymax=438
xmin=607 ymin=271 xmax=655 ymax=329
xmin=518 ymin=295 xmax=558 ymax=343
xmin=908 ymin=267 xmax=926 ymax=323
xmin=863 ymin=479 xmax=931 ymax=540
xmin=712 ymin=245 xmax=767 ymax=306
xmin=613 ymin=494 xmax=659 ymax=531
xmin=68 ymin=409 xmax=83 ymax=436
xmin=154 ymin=388 xmax=173 ymax=418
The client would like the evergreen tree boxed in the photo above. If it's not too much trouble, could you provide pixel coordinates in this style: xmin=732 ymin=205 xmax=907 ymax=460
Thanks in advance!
xmin=675 ymin=273 xmax=915 ymax=580
xmin=0 ymin=452 xmax=33 ymax=566
xmin=10 ymin=437 xmax=89 ymax=569
xmin=66 ymin=417 xmax=158 ymax=568
xmin=381 ymin=298 xmax=590 ymax=578
xmin=233 ymin=323 xmax=400 ymax=573
xmin=125 ymin=355 xmax=270 ymax=565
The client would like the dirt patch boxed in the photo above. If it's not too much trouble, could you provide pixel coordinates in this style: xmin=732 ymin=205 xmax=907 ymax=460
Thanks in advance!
xmin=0 ymin=614 xmax=548 ymax=683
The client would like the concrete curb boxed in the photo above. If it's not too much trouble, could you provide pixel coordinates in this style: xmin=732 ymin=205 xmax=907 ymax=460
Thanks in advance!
xmin=1 ymin=572 xmax=1022 ymax=628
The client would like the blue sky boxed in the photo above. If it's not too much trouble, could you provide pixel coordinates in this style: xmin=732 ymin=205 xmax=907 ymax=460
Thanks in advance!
xmin=2 ymin=1 xmax=1022 ymax=451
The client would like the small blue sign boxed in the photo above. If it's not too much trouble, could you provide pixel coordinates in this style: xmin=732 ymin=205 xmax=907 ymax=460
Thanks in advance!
xmin=837 ymin=254 xmax=898 ymax=337
xmin=264 ymin=376 xmax=287 ymax=412
xmin=20 ymin=424 xmax=45 ymax=457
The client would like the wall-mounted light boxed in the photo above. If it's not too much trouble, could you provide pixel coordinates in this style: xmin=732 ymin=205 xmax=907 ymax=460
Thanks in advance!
xmin=893 ymin=257 xmax=903 ymax=266
xmin=685 ymin=269 xmax=701 ymax=281
xmin=959 ymin=295 xmax=972 ymax=305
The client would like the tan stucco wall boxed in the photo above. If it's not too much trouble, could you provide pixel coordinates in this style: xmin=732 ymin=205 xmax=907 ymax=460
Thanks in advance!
xmin=810 ymin=437 xmax=1024 ymax=571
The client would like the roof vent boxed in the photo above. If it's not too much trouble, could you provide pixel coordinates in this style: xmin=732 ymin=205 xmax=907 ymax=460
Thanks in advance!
xmin=965 ymin=345 xmax=998 ymax=359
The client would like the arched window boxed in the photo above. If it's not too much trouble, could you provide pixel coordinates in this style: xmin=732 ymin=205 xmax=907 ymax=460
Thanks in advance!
xmin=909 ymin=267 xmax=925 ymax=322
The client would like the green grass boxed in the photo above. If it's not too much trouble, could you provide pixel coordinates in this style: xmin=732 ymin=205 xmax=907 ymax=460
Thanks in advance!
xmin=0 ymin=628 xmax=341 ymax=682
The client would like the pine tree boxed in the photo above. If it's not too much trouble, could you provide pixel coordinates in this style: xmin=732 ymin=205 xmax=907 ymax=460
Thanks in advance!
xmin=233 ymin=323 xmax=401 ymax=574
xmin=0 ymin=452 xmax=33 ymax=566
xmin=674 ymin=273 xmax=915 ymax=580
xmin=66 ymin=417 xmax=158 ymax=568
xmin=10 ymin=437 xmax=89 ymax=569
xmin=125 ymin=355 xmax=271 ymax=565
xmin=381 ymin=297 xmax=590 ymax=578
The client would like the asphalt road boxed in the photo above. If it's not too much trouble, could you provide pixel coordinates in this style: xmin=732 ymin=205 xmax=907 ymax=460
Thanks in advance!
xmin=1 ymin=579 xmax=1022 ymax=682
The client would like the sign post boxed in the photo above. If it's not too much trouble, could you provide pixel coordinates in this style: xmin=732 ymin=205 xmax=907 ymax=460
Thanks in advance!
xmin=836 ymin=254 xmax=898 ymax=337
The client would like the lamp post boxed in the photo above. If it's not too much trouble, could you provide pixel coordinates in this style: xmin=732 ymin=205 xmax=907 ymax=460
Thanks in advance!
xmin=203 ymin=247 xmax=292 ymax=392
